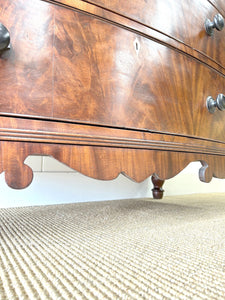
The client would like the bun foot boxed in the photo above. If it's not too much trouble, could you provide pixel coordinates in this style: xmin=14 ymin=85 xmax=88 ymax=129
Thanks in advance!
xmin=151 ymin=175 xmax=165 ymax=199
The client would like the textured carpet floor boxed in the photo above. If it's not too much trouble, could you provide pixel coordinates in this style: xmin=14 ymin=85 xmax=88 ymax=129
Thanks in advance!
xmin=1 ymin=193 xmax=225 ymax=299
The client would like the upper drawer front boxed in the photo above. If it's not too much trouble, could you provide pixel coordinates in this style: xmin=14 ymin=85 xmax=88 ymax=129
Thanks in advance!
xmin=71 ymin=0 xmax=225 ymax=68
xmin=53 ymin=6 xmax=225 ymax=142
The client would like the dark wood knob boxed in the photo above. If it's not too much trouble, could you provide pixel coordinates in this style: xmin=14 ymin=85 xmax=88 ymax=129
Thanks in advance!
xmin=0 ymin=23 xmax=10 ymax=51
xmin=205 ymin=14 xmax=224 ymax=36
xmin=206 ymin=94 xmax=225 ymax=113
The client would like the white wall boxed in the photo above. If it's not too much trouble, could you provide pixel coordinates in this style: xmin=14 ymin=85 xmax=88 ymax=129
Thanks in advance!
xmin=0 ymin=156 xmax=224 ymax=208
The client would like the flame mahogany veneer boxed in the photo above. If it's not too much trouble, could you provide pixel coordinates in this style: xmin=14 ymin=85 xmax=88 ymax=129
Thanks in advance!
xmin=0 ymin=0 xmax=225 ymax=199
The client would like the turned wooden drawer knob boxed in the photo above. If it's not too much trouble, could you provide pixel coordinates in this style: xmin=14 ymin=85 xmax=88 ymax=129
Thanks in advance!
xmin=0 ymin=23 xmax=10 ymax=51
xmin=205 ymin=14 xmax=224 ymax=35
xmin=206 ymin=94 xmax=225 ymax=113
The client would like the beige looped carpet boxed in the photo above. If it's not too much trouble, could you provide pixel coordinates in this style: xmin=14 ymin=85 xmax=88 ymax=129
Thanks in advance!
xmin=1 ymin=193 xmax=225 ymax=299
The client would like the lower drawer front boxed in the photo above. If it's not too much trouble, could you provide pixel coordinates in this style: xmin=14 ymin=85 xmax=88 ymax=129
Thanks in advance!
xmin=53 ymin=7 xmax=225 ymax=142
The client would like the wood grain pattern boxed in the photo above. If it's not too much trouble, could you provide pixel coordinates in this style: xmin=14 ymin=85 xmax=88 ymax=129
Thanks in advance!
xmin=1 ymin=117 xmax=225 ymax=155
xmin=51 ymin=0 xmax=225 ymax=69
xmin=46 ymin=0 xmax=225 ymax=75
xmin=0 ymin=0 xmax=54 ymax=117
xmin=1 ymin=140 xmax=225 ymax=189
xmin=53 ymin=7 xmax=225 ymax=142
xmin=1 ymin=0 xmax=225 ymax=139
xmin=208 ymin=0 xmax=225 ymax=17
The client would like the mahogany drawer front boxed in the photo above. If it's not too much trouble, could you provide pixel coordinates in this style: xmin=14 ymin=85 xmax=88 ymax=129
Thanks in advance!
xmin=0 ymin=0 xmax=54 ymax=117
xmin=53 ymin=6 xmax=225 ymax=143
xmin=58 ymin=0 xmax=225 ymax=69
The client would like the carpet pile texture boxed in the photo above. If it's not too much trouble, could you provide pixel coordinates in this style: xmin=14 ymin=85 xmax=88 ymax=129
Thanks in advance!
xmin=0 ymin=193 xmax=225 ymax=299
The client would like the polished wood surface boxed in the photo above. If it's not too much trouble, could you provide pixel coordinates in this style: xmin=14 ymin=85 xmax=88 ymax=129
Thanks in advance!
xmin=0 ymin=0 xmax=224 ymax=197
xmin=53 ymin=6 xmax=225 ymax=142
xmin=208 ymin=0 xmax=225 ymax=17
xmin=0 ymin=0 xmax=224 ymax=142
xmin=1 ymin=117 xmax=225 ymax=155
xmin=0 ymin=0 xmax=54 ymax=117
xmin=47 ymin=0 xmax=225 ymax=75
xmin=1 ymin=141 xmax=225 ymax=189
xmin=0 ymin=116 xmax=225 ymax=190
xmin=53 ymin=0 xmax=225 ymax=68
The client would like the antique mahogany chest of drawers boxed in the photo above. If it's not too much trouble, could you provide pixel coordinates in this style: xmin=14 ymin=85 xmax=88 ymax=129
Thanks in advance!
xmin=0 ymin=0 xmax=224 ymax=198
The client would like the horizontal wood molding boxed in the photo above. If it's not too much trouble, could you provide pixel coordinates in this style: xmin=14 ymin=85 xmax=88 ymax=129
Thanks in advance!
xmin=1 ymin=117 xmax=225 ymax=156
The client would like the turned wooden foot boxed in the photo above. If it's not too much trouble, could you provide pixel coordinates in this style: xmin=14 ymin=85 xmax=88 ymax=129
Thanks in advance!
xmin=151 ymin=175 xmax=165 ymax=199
